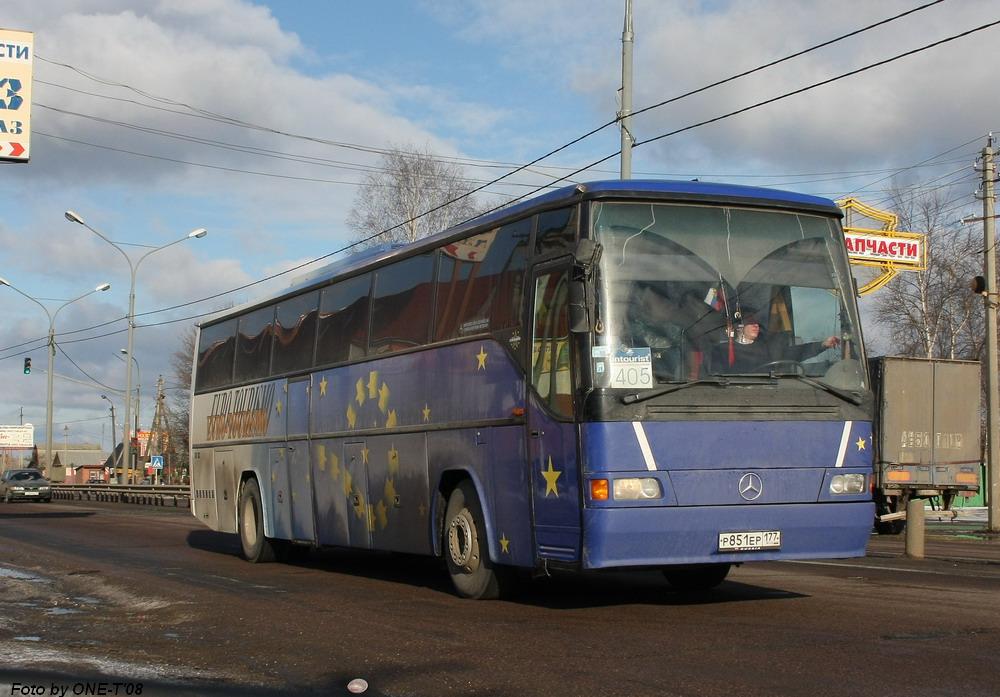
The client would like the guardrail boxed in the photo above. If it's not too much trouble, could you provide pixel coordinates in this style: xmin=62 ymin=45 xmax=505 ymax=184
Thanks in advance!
xmin=52 ymin=484 xmax=190 ymax=508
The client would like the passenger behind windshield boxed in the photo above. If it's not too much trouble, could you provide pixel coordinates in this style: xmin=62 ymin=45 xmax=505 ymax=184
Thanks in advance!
xmin=720 ymin=309 xmax=840 ymax=374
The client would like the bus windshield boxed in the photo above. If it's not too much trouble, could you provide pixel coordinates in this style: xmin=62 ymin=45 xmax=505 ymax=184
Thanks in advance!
xmin=591 ymin=201 xmax=866 ymax=392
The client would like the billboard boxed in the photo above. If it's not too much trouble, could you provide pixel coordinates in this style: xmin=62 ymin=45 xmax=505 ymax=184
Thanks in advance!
xmin=0 ymin=424 xmax=34 ymax=448
xmin=0 ymin=28 xmax=33 ymax=163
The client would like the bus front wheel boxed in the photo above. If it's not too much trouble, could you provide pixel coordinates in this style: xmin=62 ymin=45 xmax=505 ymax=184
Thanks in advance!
xmin=663 ymin=563 xmax=731 ymax=592
xmin=444 ymin=481 xmax=508 ymax=599
xmin=239 ymin=477 xmax=277 ymax=563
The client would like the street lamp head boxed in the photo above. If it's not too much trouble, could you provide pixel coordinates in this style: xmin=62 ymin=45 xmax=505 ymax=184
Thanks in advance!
xmin=0 ymin=277 xmax=9 ymax=287
xmin=95 ymin=282 xmax=111 ymax=292
xmin=120 ymin=348 xmax=127 ymax=355
xmin=188 ymin=228 xmax=208 ymax=239
xmin=65 ymin=210 xmax=85 ymax=225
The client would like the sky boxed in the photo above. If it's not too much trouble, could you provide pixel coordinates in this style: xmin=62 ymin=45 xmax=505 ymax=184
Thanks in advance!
xmin=0 ymin=0 xmax=997 ymax=454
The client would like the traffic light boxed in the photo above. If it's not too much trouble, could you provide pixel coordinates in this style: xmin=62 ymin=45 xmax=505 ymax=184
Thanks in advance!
xmin=23 ymin=357 xmax=31 ymax=374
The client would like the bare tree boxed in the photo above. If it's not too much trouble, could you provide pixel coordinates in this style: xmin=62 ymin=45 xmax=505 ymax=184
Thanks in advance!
xmin=346 ymin=144 xmax=487 ymax=249
xmin=167 ymin=325 xmax=197 ymax=478
xmin=872 ymin=188 xmax=982 ymax=360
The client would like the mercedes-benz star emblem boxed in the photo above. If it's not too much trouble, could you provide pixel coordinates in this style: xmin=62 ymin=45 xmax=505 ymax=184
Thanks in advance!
xmin=738 ymin=473 xmax=763 ymax=501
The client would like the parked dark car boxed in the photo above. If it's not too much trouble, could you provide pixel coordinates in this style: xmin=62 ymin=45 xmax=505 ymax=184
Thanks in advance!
xmin=0 ymin=469 xmax=52 ymax=503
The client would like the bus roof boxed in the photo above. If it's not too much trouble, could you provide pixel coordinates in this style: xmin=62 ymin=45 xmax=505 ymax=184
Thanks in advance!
xmin=200 ymin=179 xmax=842 ymax=328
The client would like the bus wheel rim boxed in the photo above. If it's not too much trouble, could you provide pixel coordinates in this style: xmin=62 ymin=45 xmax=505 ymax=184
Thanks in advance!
xmin=447 ymin=510 xmax=479 ymax=573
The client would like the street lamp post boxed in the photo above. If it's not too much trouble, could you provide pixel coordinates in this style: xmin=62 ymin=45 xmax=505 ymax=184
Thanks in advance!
xmin=0 ymin=277 xmax=111 ymax=480
xmin=117 ymin=349 xmax=141 ymax=474
xmin=65 ymin=211 xmax=206 ymax=484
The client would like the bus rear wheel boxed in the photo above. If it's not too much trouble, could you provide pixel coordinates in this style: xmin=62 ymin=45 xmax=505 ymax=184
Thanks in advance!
xmin=663 ymin=563 xmax=731 ymax=592
xmin=444 ymin=481 xmax=509 ymax=599
xmin=239 ymin=477 xmax=277 ymax=563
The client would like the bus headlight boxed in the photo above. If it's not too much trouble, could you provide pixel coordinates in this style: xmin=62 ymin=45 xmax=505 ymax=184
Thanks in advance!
xmin=830 ymin=474 xmax=866 ymax=494
xmin=613 ymin=478 xmax=662 ymax=500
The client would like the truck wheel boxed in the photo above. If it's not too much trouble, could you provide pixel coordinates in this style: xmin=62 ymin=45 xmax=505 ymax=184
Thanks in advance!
xmin=875 ymin=493 xmax=907 ymax=535
xmin=663 ymin=564 xmax=731 ymax=592
xmin=238 ymin=477 xmax=277 ymax=563
xmin=444 ymin=480 xmax=510 ymax=599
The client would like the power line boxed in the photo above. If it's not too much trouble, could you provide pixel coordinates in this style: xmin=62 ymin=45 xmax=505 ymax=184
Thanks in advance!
xmin=8 ymin=9 xmax=990 ymax=360
xmin=34 ymin=1 xmax=946 ymax=197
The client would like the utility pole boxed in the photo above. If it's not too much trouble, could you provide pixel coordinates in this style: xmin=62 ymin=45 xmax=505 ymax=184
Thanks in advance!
xmin=981 ymin=136 xmax=1000 ymax=533
xmin=146 ymin=376 xmax=166 ymax=484
xmin=620 ymin=0 xmax=634 ymax=179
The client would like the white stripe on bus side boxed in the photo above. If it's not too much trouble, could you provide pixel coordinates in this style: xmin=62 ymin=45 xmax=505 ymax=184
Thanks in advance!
xmin=632 ymin=422 xmax=658 ymax=471
xmin=834 ymin=420 xmax=853 ymax=468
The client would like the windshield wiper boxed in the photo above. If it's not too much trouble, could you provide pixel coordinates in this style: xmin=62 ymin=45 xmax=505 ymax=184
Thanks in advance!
xmin=767 ymin=372 xmax=865 ymax=405
xmin=622 ymin=377 xmax=737 ymax=405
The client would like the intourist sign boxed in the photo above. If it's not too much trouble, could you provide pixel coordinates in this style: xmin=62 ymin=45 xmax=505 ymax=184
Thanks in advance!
xmin=0 ymin=28 xmax=33 ymax=162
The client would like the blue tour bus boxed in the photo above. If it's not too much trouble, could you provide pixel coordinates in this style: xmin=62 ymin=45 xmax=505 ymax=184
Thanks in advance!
xmin=189 ymin=180 xmax=874 ymax=599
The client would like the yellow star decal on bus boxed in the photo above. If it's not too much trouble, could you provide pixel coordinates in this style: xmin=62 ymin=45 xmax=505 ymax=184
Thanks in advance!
xmin=362 ymin=447 xmax=370 ymax=465
xmin=542 ymin=456 xmax=562 ymax=497
xmin=368 ymin=370 xmax=379 ymax=399
xmin=422 ymin=404 xmax=431 ymax=422
xmin=346 ymin=403 xmax=357 ymax=429
xmin=343 ymin=470 xmax=353 ymax=497
xmin=386 ymin=409 xmax=397 ymax=428
xmin=315 ymin=444 xmax=327 ymax=471
xmin=275 ymin=400 xmax=283 ymax=415
xmin=319 ymin=376 xmax=328 ymax=396
xmin=330 ymin=453 xmax=341 ymax=479
xmin=476 ymin=345 xmax=488 ymax=370
xmin=355 ymin=378 xmax=366 ymax=405
xmin=500 ymin=533 xmax=510 ymax=554
xmin=378 ymin=383 xmax=390 ymax=413
xmin=376 ymin=500 xmax=389 ymax=530
xmin=384 ymin=477 xmax=397 ymax=503
xmin=856 ymin=437 xmax=867 ymax=451
xmin=388 ymin=446 xmax=399 ymax=476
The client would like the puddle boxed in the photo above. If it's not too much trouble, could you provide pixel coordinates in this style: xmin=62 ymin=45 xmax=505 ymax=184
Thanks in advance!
xmin=14 ymin=636 xmax=41 ymax=641
xmin=0 ymin=567 xmax=50 ymax=582
xmin=73 ymin=596 xmax=101 ymax=605
xmin=45 ymin=607 xmax=82 ymax=616
xmin=163 ymin=632 xmax=180 ymax=639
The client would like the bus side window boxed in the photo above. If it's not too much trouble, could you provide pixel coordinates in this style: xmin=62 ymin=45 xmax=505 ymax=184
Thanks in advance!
xmin=531 ymin=269 xmax=573 ymax=418
xmin=370 ymin=253 xmax=435 ymax=354
xmin=434 ymin=218 xmax=530 ymax=341
xmin=534 ymin=206 xmax=578 ymax=257
xmin=234 ymin=305 xmax=275 ymax=384
xmin=272 ymin=290 xmax=318 ymax=375
xmin=317 ymin=273 xmax=372 ymax=366
xmin=196 ymin=318 xmax=237 ymax=391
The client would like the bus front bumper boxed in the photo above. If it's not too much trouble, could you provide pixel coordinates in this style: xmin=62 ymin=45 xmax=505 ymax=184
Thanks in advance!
xmin=582 ymin=501 xmax=874 ymax=569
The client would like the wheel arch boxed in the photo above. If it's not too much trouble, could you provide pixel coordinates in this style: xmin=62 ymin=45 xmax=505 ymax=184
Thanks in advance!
xmin=433 ymin=468 xmax=499 ymax=562
xmin=238 ymin=468 xmax=274 ymax=539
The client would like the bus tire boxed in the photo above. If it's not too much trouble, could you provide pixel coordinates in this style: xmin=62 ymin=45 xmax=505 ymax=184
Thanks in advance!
xmin=663 ymin=563 xmax=731 ymax=592
xmin=444 ymin=480 xmax=508 ymax=599
xmin=238 ymin=477 xmax=277 ymax=563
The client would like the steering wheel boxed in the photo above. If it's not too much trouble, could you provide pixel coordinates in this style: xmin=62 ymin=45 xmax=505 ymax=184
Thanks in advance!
xmin=753 ymin=359 xmax=805 ymax=375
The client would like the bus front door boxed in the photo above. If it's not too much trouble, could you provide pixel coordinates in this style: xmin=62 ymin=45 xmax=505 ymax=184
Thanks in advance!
xmin=527 ymin=264 xmax=582 ymax=562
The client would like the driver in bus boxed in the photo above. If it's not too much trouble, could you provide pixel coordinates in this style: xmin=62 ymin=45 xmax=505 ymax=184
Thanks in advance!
xmin=725 ymin=309 xmax=840 ymax=373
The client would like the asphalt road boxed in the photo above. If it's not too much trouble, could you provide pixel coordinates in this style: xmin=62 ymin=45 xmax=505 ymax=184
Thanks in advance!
xmin=1 ymin=500 xmax=998 ymax=697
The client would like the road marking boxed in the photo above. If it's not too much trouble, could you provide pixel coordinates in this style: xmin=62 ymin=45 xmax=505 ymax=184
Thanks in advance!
xmin=786 ymin=559 xmax=1000 ymax=578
